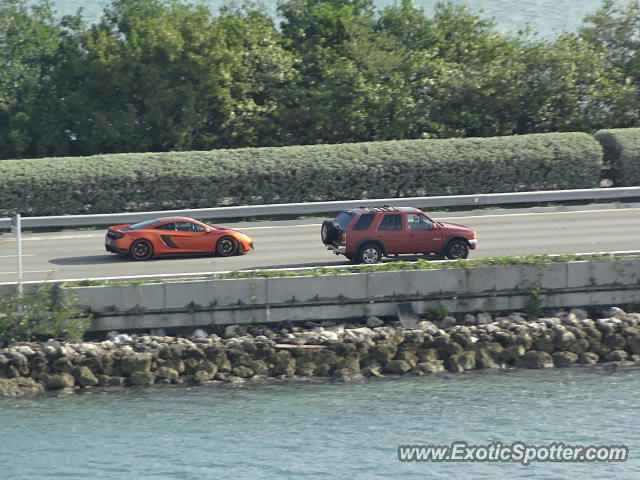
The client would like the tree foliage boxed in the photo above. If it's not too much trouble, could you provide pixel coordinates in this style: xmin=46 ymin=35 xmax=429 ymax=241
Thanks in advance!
xmin=0 ymin=0 xmax=638 ymax=160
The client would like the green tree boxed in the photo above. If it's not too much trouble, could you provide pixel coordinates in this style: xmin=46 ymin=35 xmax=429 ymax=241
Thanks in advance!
xmin=277 ymin=0 xmax=419 ymax=144
xmin=580 ymin=0 xmax=640 ymax=83
xmin=60 ymin=0 xmax=296 ymax=154
xmin=0 ymin=0 xmax=66 ymax=159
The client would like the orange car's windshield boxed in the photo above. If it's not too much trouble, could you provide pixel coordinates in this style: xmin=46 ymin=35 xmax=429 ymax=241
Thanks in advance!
xmin=124 ymin=219 xmax=161 ymax=230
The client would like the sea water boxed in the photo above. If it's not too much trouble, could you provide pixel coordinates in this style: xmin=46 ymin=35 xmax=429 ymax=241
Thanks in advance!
xmin=0 ymin=367 xmax=638 ymax=479
xmin=42 ymin=0 xmax=603 ymax=38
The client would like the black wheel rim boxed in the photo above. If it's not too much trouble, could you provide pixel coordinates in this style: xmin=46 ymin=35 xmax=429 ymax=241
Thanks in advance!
xmin=450 ymin=243 xmax=466 ymax=258
xmin=219 ymin=238 xmax=236 ymax=255
xmin=133 ymin=242 xmax=149 ymax=259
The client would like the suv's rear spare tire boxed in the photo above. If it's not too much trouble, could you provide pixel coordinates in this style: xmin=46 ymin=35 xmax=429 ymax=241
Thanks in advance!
xmin=321 ymin=220 xmax=338 ymax=244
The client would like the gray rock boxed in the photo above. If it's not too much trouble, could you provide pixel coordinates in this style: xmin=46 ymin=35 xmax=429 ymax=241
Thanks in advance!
xmin=514 ymin=351 xmax=554 ymax=369
xmin=417 ymin=348 xmax=439 ymax=363
xmin=438 ymin=316 xmax=457 ymax=328
xmin=119 ymin=353 xmax=152 ymax=376
xmin=231 ymin=365 xmax=254 ymax=378
xmin=155 ymin=366 xmax=180 ymax=383
xmin=483 ymin=324 xmax=499 ymax=334
xmin=609 ymin=307 xmax=627 ymax=320
xmin=498 ymin=345 xmax=526 ymax=363
xmin=128 ymin=371 xmax=156 ymax=386
xmin=192 ymin=329 xmax=208 ymax=339
xmin=603 ymin=333 xmax=626 ymax=350
xmin=366 ymin=316 xmax=384 ymax=328
xmin=224 ymin=324 xmax=246 ymax=338
xmin=0 ymin=377 xmax=44 ymax=397
xmin=569 ymin=308 xmax=589 ymax=321
xmin=383 ymin=359 xmax=413 ymax=374
xmin=554 ymin=331 xmax=576 ymax=351
xmin=296 ymin=362 xmax=316 ymax=376
xmin=414 ymin=361 xmax=445 ymax=375
xmin=75 ymin=366 xmax=99 ymax=387
xmin=395 ymin=350 xmax=419 ymax=368
xmin=476 ymin=312 xmax=493 ymax=325
xmin=475 ymin=349 xmax=501 ymax=369
xmin=596 ymin=319 xmax=615 ymax=335
xmin=12 ymin=346 xmax=36 ymax=358
xmin=534 ymin=333 xmax=555 ymax=353
xmin=604 ymin=350 xmax=629 ymax=362
xmin=333 ymin=368 xmax=363 ymax=381
xmin=362 ymin=365 xmax=383 ymax=377
xmin=552 ymin=352 xmax=578 ymax=368
xmin=43 ymin=372 xmax=76 ymax=390
xmin=418 ymin=321 xmax=439 ymax=336
xmin=273 ymin=351 xmax=296 ymax=377
xmin=578 ymin=352 xmax=600 ymax=365
xmin=5 ymin=351 xmax=29 ymax=376
xmin=51 ymin=356 xmax=74 ymax=374
xmin=628 ymin=336 xmax=640 ymax=355
xmin=588 ymin=339 xmax=611 ymax=357
xmin=445 ymin=351 xmax=476 ymax=372
xmin=193 ymin=369 xmax=214 ymax=383
xmin=112 ymin=334 xmax=132 ymax=344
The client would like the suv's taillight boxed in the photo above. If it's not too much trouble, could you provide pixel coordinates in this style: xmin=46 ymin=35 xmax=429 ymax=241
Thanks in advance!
xmin=338 ymin=232 xmax=347 ymax=244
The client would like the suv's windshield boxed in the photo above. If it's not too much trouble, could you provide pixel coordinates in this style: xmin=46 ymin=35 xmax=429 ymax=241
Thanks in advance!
xmin=334 ymin=211 xmax=355 ymax=230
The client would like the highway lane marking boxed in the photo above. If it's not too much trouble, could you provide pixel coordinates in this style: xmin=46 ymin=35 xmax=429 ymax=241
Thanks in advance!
xmin=0 ymin=269 xmax=56 ymax=275
xmin=0 ymin=206 xmax=639 ymax=242
xmin=0 ymin=254 xmax=35 ymax=258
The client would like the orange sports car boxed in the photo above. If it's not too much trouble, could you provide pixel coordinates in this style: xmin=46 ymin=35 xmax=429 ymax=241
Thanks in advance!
xmin=105 ymin=216 xmax=254 ymax=261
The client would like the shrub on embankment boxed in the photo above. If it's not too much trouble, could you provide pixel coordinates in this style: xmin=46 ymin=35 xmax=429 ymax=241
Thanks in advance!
xmin=1 ymin=308 xmax=639 ymax=397
xmin=0 ymin=132 xmax=602 ymax=216
xmin=594 ymin=128 xmax=640 ymax=186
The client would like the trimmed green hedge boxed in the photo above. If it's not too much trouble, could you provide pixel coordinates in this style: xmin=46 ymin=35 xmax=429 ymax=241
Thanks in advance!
xmin=594 ymin=128 xmax=640 ymax=187
xmin=0 ymin=132 xmax=603 ymax=216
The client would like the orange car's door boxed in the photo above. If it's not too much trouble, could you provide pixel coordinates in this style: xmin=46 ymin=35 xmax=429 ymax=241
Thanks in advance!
xmin=168 ymin=221 xmax=215 ymax=252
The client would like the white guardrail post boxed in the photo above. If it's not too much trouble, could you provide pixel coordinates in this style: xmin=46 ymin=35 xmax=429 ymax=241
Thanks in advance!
xmin=11 ymin=214 xmax=23 ymax=298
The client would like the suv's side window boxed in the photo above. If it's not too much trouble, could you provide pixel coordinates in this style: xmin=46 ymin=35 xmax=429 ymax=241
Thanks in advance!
xmin=378 ymin=214 xmax=402 ymax=231
xmin=408 ymin=214 xmax=434 ymax=230
xmin=352 ymin=214 xmax=375 ymax=231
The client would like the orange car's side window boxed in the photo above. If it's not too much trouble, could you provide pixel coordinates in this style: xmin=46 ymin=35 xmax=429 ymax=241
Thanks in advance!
xmin=155 ymin=223 xmax=176 ymax=230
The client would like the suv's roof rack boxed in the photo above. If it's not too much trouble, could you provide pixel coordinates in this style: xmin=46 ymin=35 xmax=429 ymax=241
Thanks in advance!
xmin=358 ymin=205 xmax=400 ymax=212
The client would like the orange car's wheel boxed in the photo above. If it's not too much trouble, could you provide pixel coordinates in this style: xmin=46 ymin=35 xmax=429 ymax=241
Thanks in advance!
xmin=216 ymin=236 xmax=239 ymax=256
xmin=130 ymin=239 xmax=154 ymax=261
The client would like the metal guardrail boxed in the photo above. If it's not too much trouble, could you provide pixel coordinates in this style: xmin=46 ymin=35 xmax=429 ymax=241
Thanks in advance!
xmin=1 ymin=186 xmax=639 ymax=229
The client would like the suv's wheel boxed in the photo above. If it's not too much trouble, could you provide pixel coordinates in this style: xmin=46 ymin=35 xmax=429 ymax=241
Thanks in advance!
xmin=444 ymin=239 xmax=469 ymax=259
xmin=357 ymin=243 xmax=382 ymax=264
xmin=321 ymin=220 xmax=338 ymax=244
xmin=130 ymin=239 xmax=153 ymax=261
xmin=216 ymin=236 xmax=239 ymax=256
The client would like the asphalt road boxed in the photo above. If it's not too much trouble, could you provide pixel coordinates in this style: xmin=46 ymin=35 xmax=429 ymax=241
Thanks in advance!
xmin=1 ymin=205 xmax=638 ymax=283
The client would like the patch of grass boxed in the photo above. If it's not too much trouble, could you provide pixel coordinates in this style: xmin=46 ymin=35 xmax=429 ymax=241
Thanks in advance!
xmin=0 ymin=285 xmax=91 ymax=343
xmin=58 ymin=253 xmax=635 ymax=288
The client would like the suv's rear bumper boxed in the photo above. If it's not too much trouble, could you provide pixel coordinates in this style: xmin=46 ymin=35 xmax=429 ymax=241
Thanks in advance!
xmin=469 ymin=239 xmax=478 ymax=249
xmin=327 ymin=244 xmax=347 ymax=255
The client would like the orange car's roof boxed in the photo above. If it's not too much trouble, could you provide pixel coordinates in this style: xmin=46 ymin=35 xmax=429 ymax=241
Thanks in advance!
xmin=154 ymin=216 xmax=201 ymax=223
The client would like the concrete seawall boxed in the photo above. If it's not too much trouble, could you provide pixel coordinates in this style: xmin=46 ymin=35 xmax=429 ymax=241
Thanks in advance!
xmin=56 ymin=258 xmax=640 ymax=332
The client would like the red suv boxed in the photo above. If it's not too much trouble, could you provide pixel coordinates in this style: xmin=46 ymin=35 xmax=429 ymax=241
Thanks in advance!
xmin=321 ymin=206 xmax=477 ymax=264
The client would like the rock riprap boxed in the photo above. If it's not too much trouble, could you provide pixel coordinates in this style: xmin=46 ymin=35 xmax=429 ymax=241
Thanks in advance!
xmin=1 ymin=308 xmax=639 ymax=397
